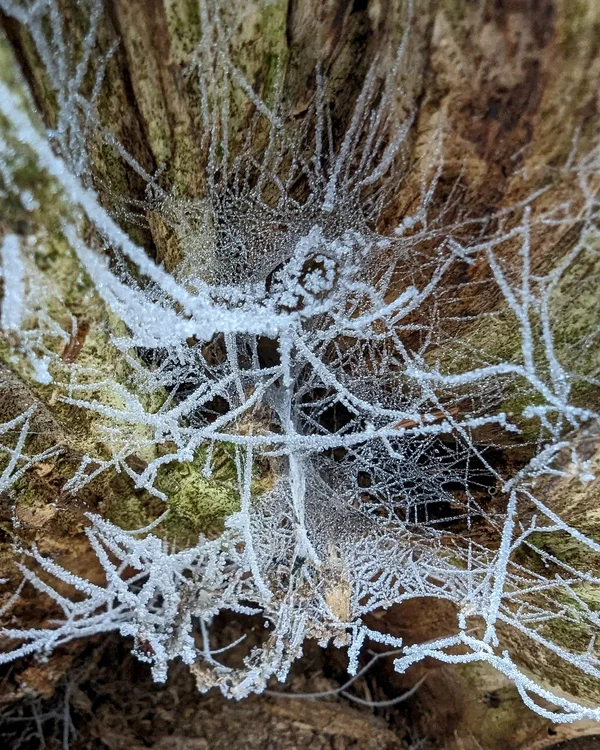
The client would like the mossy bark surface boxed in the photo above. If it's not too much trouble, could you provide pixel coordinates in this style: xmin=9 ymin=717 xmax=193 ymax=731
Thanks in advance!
xmin=1 ymin=1 xmax=600 ymax=747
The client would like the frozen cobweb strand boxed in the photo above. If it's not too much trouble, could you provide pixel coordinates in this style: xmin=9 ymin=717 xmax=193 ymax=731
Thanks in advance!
xmin=0 ymin=234 xmax=25 ymax=332
xmin=0 ymin=0 xmax=600 ymax=721
xmin=0 ymin=405 xmax=61 ymax=495
xmin=0 ymin=0 xmax=111 ymax=179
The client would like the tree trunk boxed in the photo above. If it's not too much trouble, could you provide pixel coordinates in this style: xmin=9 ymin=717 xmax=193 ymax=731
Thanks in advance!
xmin=1 ymin=1 xmax=600 ymax=748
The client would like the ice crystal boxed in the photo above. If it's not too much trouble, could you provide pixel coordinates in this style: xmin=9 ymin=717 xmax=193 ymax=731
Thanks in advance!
xmin=0 ymin=0 xmax=599 ymax=722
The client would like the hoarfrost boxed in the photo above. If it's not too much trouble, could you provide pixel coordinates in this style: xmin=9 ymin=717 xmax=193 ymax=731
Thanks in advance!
xmin=0 ymin=0 xmax=599 ymax=722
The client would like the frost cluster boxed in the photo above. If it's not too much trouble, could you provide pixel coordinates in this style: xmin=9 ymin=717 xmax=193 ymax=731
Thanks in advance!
xmin=0 ymin=0 xmax=599 ymax=722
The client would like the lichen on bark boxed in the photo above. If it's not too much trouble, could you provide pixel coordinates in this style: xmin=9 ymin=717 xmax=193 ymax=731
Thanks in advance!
xmin=1 ymin=1 xmax=600 ymax=746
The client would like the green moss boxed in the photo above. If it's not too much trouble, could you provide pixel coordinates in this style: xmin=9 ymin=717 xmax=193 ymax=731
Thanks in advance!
xmin=221 ymin=0 xmax=289 ymax=158
xmin=165 ymin=471 xmax=239 ymax=538
xmin=156 ymin=444 xmax=239 ymax=540
xmin=164 ymin=0 xmax=202 ymax=62
xmin=532 ymin=600 xmax=600 ymax=701
xmin=528 ymin=527 xmax=600 ymax=571
xmin=497 ymin=610 xmax=600 ymax=704
xmin=425 ymin=238 xmax=600 ymax=444
xmin=0 ymin=22 xmax=59 ymax=128
xmin=0 ymin=33 xmax=22 ymax=91
xmin=454 ymin=661 xmax=548 ymax=749
xmin=100 ymin=440 xmax=274 ymax=547
xmin=141 ymin=443 xmax=272 ymax=543
xmin=507 ymin=518 xmax=600 ymax=700
xmin=103 ymin=491 xmax=159 ymax=533
xmin=256 ymin=0 xmax=290 ymax=109
xmin=549 ymin=243 xmax=600 ymax=378
xmin=442 ymin=0 xmax=468 ymax=28
xmin=560 ymin=0 xmax=593 ymax=56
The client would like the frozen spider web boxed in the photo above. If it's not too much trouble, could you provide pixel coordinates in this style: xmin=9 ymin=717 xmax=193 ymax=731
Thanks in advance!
xmin=0 ymin=0 xmax=600 ymax=723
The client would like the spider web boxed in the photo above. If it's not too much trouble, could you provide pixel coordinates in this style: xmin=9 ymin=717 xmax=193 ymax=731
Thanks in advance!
xmin=0 ymin=0 xmax=599 ymax=721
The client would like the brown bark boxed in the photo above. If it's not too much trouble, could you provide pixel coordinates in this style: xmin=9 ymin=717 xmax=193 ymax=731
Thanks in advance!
xmin=1 ymin=1 xmax=600 ymax=748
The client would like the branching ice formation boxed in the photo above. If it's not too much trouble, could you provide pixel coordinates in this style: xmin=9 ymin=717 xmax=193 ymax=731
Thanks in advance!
xmin=0 ymin=405 xmax=60 ymax=494
xmin=0 ymin=0 xmax=600 ymax=722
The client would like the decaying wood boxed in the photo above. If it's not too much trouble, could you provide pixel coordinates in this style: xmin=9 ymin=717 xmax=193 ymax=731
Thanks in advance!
xmin=1 ymin=1 xmax=600 ymax=747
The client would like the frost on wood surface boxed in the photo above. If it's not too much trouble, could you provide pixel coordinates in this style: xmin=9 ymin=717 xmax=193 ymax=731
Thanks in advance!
xmin=0 ymin=0 xmax=599 ymax=724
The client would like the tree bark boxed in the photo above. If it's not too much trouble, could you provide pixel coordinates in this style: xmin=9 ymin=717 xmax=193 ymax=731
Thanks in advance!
xmin=1 ymin=1 xmax=600 ymax=748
